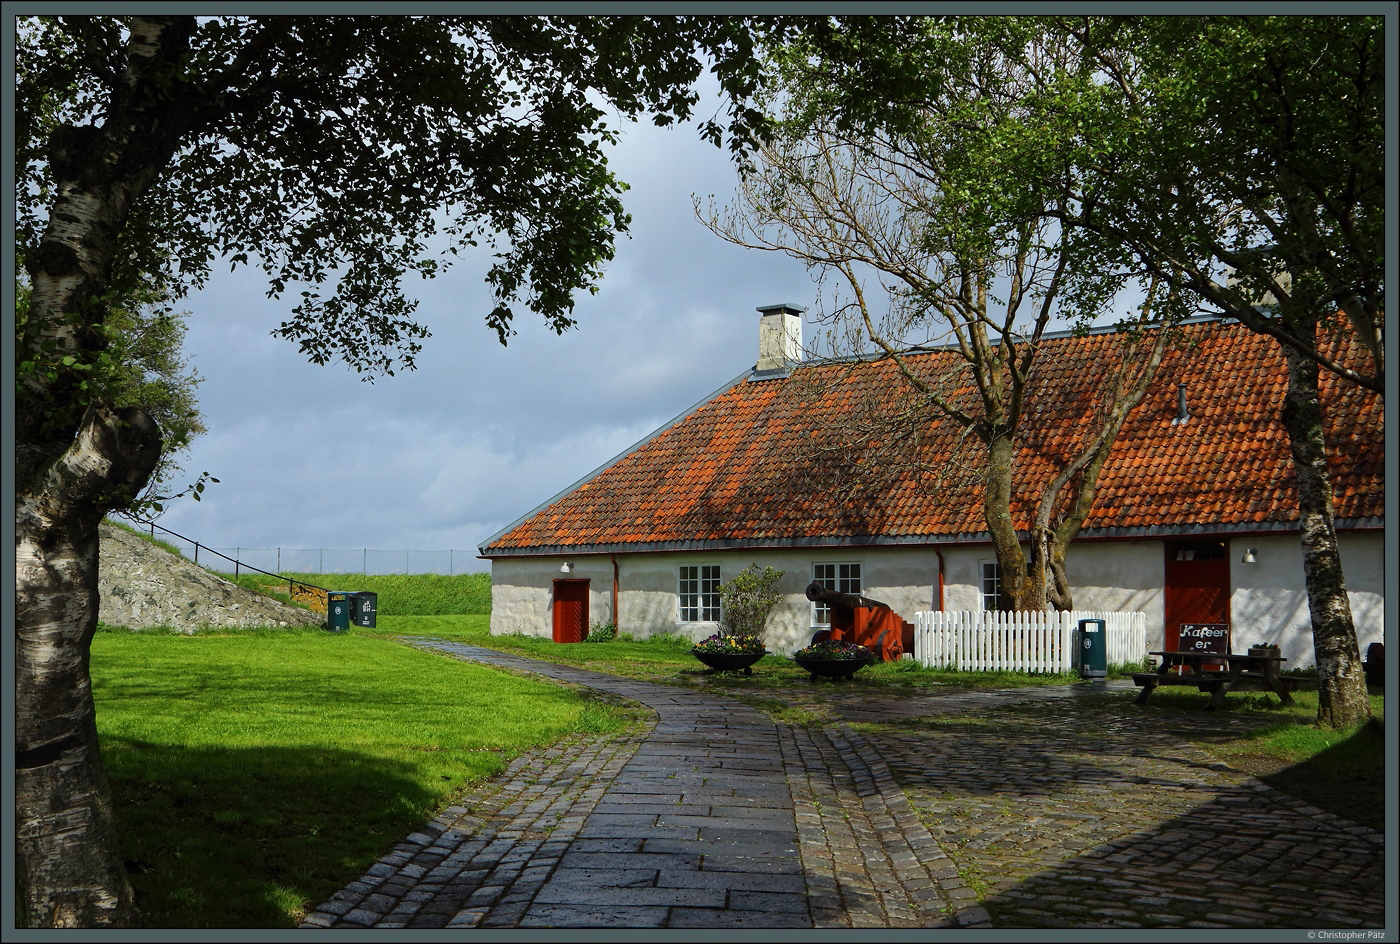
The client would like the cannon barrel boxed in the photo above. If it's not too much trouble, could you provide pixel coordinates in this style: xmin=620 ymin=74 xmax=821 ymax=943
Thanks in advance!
xmin=804 ymin=580 xmax=887 ymax=612
xmin=804 ymin=580 xmax=912 ymax=663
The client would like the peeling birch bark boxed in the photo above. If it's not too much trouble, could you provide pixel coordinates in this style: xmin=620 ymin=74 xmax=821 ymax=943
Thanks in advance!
xmin=16 ymin=404 xmax=162 ymax=926
xmin=1278 ymin=324 xmax=1372 ymax=729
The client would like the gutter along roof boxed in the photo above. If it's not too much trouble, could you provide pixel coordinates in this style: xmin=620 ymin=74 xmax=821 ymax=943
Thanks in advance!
xmin=481 ymin=319 xmax=1383 ymax=558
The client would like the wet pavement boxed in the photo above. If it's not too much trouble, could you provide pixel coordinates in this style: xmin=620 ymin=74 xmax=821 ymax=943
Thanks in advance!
xmin=301 ymin=639 xmax=1386 ymax=930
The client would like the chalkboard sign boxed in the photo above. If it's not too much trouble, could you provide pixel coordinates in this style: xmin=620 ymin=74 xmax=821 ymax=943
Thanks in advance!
xmin=1178 ymin=623 xmax=1230 ymax=655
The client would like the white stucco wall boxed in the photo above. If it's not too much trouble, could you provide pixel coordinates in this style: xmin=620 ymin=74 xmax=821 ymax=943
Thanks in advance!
xmin=489 ymin=556 xmax=618 ymax=638
xmin=490 ymin=529 xmax=1383 ymax=665
xmin=492 ymin=547 xmax=940 ymax=656
xmin=1230 ymin=530 xmax=1384 ymax=668
xmin=614 ymin=547 xmax=942 ymax=655
xmin=939 ymin=540 xmax=1164 ymax=643
xmin=942 ymin=533 xmax=1385 ymax=666
xmin=1062 ymin=541 xmax=1166 ymax=645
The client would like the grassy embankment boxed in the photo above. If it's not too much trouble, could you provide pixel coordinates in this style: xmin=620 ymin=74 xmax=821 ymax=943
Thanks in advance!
xmin=233 ymin=570 xmax=494 ymax=615
xmin=104 ymin=518 xmax=495 ymax=614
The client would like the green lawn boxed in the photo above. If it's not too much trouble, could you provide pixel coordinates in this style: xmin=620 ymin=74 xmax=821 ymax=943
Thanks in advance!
xmin=91 ymin=625 xmax=633 ymax=927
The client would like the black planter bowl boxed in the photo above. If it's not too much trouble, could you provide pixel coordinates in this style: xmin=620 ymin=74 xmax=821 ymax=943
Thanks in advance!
xmin=793 ymin=656 xmax=875 ymax=681
xmin=692 ymin=650 xmax=768 ymax=675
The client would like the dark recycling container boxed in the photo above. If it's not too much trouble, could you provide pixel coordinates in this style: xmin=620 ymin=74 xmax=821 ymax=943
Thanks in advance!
xmin=326 ymin=592 xmax=351 ymax=633
xmin=348 ymin=591 xmax=378 ymax=628
xmin=1076 ymin=618 xmax=1107 ymax=679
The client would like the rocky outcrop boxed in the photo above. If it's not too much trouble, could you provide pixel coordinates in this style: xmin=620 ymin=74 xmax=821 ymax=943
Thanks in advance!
xmin=98 ymin=522 xmax=324 ymax=631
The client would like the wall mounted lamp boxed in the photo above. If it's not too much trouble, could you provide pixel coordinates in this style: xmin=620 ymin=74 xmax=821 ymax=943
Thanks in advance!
xmin=560 ymin=562 xmax=574 ymax=573
xmin=1241 ymin=548 xmax=1257 ymax=564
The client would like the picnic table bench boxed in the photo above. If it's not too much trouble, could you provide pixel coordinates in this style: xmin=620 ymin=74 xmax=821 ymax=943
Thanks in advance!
xmin=1133 ymin=650 xmax=1305 ymax=710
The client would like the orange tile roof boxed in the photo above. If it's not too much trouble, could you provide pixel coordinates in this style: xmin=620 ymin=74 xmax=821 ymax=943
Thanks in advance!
xmin=482 ymin=319 xmax=1382 ymax=556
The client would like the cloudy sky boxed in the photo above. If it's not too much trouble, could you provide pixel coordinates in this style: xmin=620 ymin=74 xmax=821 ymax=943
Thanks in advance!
xmin=150 ymin=82 xmax=817 ymax=574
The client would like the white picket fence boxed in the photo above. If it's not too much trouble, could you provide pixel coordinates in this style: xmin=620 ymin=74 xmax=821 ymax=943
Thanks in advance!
xmin=913 ymin=610 xmax=1148 ymax=673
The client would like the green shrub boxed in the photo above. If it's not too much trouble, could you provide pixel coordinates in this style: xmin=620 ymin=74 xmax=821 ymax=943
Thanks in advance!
xmin=584 ymin=620 xmax=618 ymax=642
xmin=717 ymin=563 xmax=785 ymax=643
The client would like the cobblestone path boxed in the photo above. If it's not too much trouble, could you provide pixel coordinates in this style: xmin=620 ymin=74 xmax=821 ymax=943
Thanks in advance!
xmin=844 ymin=696 xmax=1386 ymax=929
xmin=302 ymin=641 xmax=1386 ymax=931
xmin=302 ymin=640 xmax=980 ymax=929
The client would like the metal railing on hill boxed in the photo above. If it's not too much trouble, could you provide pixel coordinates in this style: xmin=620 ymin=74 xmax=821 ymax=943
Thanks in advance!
xmin=117 ymin=517 xmax=330 ymax=596
xmin=201 ymin=547 xmax=483 ymax=576
xmin=115 ymin=518 xmax=481 ymax=577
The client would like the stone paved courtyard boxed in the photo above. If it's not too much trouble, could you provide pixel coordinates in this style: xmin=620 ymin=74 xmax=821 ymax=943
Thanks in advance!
xmin=851 ymin=698 xmax=1385 ymax=929
xmin=302 ymin=641 xmax=1386 ymax=930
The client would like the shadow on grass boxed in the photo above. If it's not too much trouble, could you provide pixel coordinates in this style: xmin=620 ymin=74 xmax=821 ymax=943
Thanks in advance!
xmin=102 ymin=738 xmax=486 ymax=928
xmin=1245 ymin=717 xmax=1386 ymax=832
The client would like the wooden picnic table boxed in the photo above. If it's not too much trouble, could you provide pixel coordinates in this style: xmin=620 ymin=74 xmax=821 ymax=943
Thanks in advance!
xmin=1133 ymin=650 xmax=1301 ymax=710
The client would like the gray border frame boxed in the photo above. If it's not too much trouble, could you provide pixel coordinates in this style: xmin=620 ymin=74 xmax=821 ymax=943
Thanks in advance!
xmin=5 ymin=6 xmax=1396 ymax=942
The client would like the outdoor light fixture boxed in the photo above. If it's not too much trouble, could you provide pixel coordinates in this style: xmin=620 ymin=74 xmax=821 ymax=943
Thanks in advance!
xmin=1242 ymin=548 xmax=1257 ymax=563
xmin=560 ymin=562 xmax=574 ymax=573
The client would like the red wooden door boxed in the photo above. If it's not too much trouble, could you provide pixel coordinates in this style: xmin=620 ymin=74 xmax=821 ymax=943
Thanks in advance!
xmin=1163 ymin=541 xmax=1230 ymax=651
xmin=552 ymin=579 xmax=589 ymax=643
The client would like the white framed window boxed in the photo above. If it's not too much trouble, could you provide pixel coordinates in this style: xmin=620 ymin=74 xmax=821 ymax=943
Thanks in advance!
xmin=980 ymin=560 xmax=1011 ymax=611
xmin=678 ymin=564 xmax=722 ymax=622
xmin=811 ymin=561 xmax=861 ymax=625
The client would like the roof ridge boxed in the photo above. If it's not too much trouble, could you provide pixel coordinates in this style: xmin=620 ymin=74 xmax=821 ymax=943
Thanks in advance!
xmin=476 ymin=367 xmax=756 ymax=553
xmin=791 ymin=313 xmax=1231 ymax=369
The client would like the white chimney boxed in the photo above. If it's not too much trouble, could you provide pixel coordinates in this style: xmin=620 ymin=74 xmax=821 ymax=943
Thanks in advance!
xmin=756 ymin=303 xmax=805 ymax=373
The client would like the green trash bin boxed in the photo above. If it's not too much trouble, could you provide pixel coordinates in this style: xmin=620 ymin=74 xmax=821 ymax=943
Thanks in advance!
xmin=1077 ymin=618 xmax=1107 ymax=679
xmin=326 ymin=592 xmax=351 ymax=633
xmin=348 ymin=591 xmax=377 ymax=629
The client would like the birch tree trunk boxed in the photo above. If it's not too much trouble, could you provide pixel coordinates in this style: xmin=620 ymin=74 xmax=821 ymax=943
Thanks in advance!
xmin=17 ymin=407 xmax=162 ymax=927
xmin=16 ymin=15 xmax=192 ymax=927
xmin=1278 ymin=320 xmax=1372 ymax=729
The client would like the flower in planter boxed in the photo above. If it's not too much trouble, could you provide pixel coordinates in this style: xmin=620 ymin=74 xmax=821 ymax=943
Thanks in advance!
xmin=793 ymin=639 xmax=874 ymax=661
xmin=690 ymin=564 xmax=785 ymax=656
xmin=693 ymin=632 xmax=766 ymax=655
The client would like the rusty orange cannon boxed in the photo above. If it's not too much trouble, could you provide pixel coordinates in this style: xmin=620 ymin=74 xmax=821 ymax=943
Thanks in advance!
xmin=804 ymin=581 xmax=912 ymax=662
